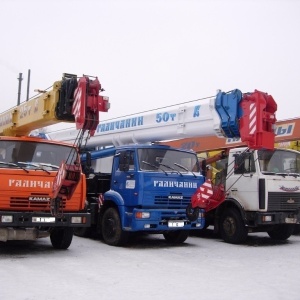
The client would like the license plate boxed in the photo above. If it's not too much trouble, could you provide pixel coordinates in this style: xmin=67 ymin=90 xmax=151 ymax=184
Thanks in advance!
xmin=285 ymin=217 xmax=297 ymax=224
xmin=168 ymin=221 xmax=184 ymax=228
xmin=32 ymin=217 xmax=56 ymax=223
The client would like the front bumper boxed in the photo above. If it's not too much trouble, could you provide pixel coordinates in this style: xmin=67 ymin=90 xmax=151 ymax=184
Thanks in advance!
xmin=0 ymin=211 xmax=91 ymax=227
xmin=247 ymin=211 xmax=299 ymax=226
xmin=127 ymin=208 xmax=205 ymax=232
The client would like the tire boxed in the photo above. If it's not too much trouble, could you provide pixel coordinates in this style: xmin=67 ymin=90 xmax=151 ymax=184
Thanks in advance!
xmin=163 ymin=230 xmax=189 ymax=244
xmin=293 ymin=224 xmax=300 ymax=235
xmin=220 ymin=209 xmax=248 ymax=244
xmin=74 ymin=226 xmax=92 ymax=238
xmin=50 ymin=228 xmax=74 ymax=249
xmin=202 ymin=223 xmax=210 ymax=230
xmin=267 ymin=224 xmax=295 ymax=241
xmin=101 ymin=207 xmax=129 ymax=246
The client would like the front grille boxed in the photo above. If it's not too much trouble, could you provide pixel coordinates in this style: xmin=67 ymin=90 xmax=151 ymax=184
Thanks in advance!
xmin=160 ymin=211 xmax=187 ymax=219
xmin=268 ymin=192 xmax=300 ymax=211
xmin=10 ymin=197 xmax=66 ymax=209
xmin=154 ymin=195 xmax=191 ymax=207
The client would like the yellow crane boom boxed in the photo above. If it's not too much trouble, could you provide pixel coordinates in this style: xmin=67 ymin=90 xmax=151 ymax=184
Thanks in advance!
xmin=0 ymin=73 xmax=109 ymax=137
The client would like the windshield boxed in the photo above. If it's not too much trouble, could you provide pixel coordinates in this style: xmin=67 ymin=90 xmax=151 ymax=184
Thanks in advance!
xmin=137 ymin=148 xmax=199 ymax=173
xmin=0 ymin=140 xmax=77 ymax=170
xmin=258 ymin=149 xmax=300 ymax=174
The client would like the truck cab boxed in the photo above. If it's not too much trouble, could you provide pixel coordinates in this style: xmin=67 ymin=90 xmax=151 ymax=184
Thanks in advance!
xmin=209 ymin=147 xmax=300 ymax=243
xmin=83 ymin=144 xmax=205 ymax=246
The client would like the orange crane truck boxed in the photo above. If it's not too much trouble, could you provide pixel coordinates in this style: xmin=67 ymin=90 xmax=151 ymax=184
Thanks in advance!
xmin=0 ymin=73 xmax=109 ymax=249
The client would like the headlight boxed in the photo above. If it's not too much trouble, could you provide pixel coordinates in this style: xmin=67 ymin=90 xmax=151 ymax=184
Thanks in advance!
xmin=135 ymin=212 xmax=150 ymax=219
xmin=1 ymin=215 xmax=13 ymax=223
xmin=71 ymin=216 xmax=85 ymax=224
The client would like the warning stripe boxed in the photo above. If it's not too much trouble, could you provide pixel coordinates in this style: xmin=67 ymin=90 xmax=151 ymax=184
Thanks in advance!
xmin=249 ymin=103 xmax=257 ymax=134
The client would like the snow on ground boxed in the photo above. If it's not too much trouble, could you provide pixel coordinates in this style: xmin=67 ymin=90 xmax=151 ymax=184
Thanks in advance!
xmin=0 ymin=229 xmax=300 ymax=300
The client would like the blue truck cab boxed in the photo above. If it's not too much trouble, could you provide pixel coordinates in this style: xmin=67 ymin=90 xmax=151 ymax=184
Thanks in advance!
xmin=81 ymin=144 xmax=205 ymax=246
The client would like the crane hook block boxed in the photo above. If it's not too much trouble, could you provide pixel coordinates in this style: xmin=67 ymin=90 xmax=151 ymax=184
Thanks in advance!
xmin=239 ymin=90 xmax=277 ymax=150
xmin=72 ymin=76 xmax=110 ymax=136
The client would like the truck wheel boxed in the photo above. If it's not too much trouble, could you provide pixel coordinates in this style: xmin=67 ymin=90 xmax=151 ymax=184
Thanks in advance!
xmin=267 ymin=224 xmax=295 ymax=240
xmin=163 ymin=230 xmax=189 ymax=243
xmin=220 ymin=209 xmax=248 ymax=244
xmin=74 ymin=226 xmax=91 ymax=238
xmin=101 ymin=207 xmax=129 ymax=246
xmin=50 ymin=228 xmax=74 ymax=249
xmin=293 ymin=224 xmax=300 ymax=235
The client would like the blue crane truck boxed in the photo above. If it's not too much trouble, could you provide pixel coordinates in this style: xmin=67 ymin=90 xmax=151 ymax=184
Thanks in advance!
xmin=79 ymin=144 xmax=205 ymax=246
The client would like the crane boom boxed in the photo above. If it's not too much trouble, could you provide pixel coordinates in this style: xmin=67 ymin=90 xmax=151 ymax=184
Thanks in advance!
xmin=0 ymin=73 xmax=109 ymax=137
xmin=48 ymin=89 xmax=277 ymax=150
xmin=0 ymin=72 xmax=110 ymax=247
xmin=161 ymin=117 xmax=300 ymax=153
xmin=1 ymin=73 xmax=110 ymax=215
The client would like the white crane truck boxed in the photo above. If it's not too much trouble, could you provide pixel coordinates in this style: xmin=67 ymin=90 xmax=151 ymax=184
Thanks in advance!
xmin=47 ymin=89 xmax=286 ymax=245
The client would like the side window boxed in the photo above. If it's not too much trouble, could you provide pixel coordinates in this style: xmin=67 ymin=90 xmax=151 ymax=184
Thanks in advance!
xmin=128 ymin=152 xmax=135 ymax=170
xmin=234 ymin=153 xmax=255 ymax=174
xmin=118 ymin=151 xmax=135 ymax=171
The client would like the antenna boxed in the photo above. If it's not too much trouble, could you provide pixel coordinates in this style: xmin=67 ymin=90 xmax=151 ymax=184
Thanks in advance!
xmin=17 ymin=72 xmax=23 ymax=105
xmin=26 ymin=69 xmax=31 ymax=101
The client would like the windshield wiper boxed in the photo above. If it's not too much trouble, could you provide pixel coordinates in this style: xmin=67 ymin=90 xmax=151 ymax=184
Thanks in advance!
xmin=17 ymin=162 xmax=52 ymax=174
xmin=39 ymin=163 xmax=60 ymax=170
xmin=159 ymin=163 xmax=182 ymax=176
xmin=142 ymin=161 xmax=168 ymax=175
xmin=262 ymin=171 xmax=300 ymax=178
xmin=261 ymin=171 xmax=276 ymax=175
xmin=0 ymin=161 xmax=29 ymax=173
xmin=275 ymin=172 xmax=300 ymax=178
xmin=174 ymin=163 xmax=196 ymax=177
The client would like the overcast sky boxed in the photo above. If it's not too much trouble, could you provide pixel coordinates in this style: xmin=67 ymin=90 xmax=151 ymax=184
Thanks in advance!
xmin=1 ymin=0 xmax=299 ymax=130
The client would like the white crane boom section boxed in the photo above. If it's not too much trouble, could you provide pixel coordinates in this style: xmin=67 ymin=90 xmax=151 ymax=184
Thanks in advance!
xmin=48 ymin=97 xmax=223 ymax=147
xmin=47 ymin=89 xmax=277 ymax=150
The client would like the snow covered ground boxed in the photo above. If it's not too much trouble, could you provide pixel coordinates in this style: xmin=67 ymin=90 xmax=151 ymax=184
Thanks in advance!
xmin=1 ymin=229 xmax=299 ymax=300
